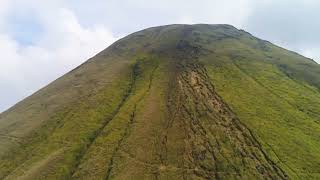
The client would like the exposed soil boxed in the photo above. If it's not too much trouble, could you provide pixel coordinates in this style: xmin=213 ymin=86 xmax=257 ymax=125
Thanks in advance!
xmin=154 ymin=38 xmax=289 ymax=179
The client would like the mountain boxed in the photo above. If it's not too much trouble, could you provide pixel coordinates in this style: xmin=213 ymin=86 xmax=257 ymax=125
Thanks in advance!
xmin=0 ymin=24 xmax=320 ymax=180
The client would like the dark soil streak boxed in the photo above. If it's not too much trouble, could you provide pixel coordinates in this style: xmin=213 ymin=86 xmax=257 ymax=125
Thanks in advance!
xmin=70 ymin=63 xmax=138 ymax=178
xmin=105 ymin=60 xmax=159 ymax=180
xmin=167 ymin=56 xmax=288 ymax=179
xmin=105 ymin=105 xmax=137 ymax=180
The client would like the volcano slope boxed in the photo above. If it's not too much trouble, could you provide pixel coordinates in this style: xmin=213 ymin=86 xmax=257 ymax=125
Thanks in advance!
xmin=0 ymin=24 xmax=320 ymax=180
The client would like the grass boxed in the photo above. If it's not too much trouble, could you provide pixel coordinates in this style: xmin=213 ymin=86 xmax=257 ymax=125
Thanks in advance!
xmin=0 ymin=24 xmax=319 ymax=179
xmin=0 ymin=58 xmax=134 ymax=179
xmin=202 ymin=36 xmax=320 ymax=179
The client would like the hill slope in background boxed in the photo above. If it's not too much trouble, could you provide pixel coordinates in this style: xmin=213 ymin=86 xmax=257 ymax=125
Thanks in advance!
xmin=0 ymin=24 xmax=319 ymax=179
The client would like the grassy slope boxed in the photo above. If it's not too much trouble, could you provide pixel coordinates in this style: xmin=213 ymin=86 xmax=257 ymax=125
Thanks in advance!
xmin=199 ymin=29 xmax=320 ymax=179
xmin=0 ymin=53 xmax=132 ymax=155
xmin=72 ymin=56 xmax=166 ymax=179
xmin=0 ymin=64 xmax=133 ymax=179
xmin=0 ymin=25 xmax=180 ymax=179
xmin=0 ymin=24 xmax=319 ymax=179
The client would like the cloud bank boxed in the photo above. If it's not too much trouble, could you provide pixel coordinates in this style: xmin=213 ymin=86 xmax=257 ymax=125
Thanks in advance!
xmin=0 ymin=1 xmax=117 ymax=112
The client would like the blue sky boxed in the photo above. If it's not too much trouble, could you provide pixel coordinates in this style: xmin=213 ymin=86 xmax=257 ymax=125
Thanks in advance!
xmin=0 ymin=0 xmax=319 ymax=112
xmin=8 ymin=11 xmax=43 ymax=45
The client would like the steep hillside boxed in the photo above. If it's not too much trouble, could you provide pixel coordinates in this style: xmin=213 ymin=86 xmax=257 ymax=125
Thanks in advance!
xmin=0 ymin=24 xmax=319 ymax=179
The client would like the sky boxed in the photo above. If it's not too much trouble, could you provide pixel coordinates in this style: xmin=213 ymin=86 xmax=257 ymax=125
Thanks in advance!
xmin=0 ymin=0 xmax=319 ymax=112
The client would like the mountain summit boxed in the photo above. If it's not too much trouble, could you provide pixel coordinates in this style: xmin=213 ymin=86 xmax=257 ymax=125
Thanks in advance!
xmin=0 ymin=24 xmax=319 ymax=179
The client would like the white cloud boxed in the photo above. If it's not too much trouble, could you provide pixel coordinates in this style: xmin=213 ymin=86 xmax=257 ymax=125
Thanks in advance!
xmin=301 ymin=48 xmax=320 ymax=63
xmin=65 ymin=0 xmax=252 ymax=35
xmin=243 ymin=0 xmax=320 ymax=63
xmin=0 ymin=3 xmax=117 ymax=112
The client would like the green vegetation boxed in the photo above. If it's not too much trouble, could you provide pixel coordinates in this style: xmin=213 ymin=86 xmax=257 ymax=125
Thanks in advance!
xmin=0 ymin=24 xmax=319 ymax=179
